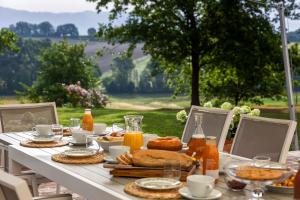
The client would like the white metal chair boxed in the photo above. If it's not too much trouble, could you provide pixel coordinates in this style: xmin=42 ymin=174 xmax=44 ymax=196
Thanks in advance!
xmin=0 ymin=102 xmax=60 ymax=196
xmin=0 ymin=170 xmax=72 ymax=200
xmin=230 ymin=115 xmax=297 ymax=163
xmin=181 ymin=106 xmax=233 ymax=151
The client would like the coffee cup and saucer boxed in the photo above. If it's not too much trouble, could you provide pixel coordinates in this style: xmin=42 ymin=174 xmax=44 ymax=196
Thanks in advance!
xmin=104 ymin=145 xmax=129 ymax=163
xmin=31 ymin=125 xmax=55 ymax=143
xmin=69 ymin=129 xmax=93 ymax=146
xmin=179 ymin=175 xmax=222 ymax=200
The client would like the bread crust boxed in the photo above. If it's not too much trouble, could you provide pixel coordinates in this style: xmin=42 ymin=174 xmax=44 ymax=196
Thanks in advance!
xmin=132 ymin=149 xmax=193 ymax=169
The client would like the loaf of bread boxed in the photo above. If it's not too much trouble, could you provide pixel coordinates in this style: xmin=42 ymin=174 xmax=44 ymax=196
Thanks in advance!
xmin=132 ymin=149 xmax=193 ymax=169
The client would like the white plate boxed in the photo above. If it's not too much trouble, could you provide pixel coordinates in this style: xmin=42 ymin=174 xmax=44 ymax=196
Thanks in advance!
xmin=63 ymin=149 xmax=97 ymax=158
xmin=179 ymin=187 xmax=222 ymax=200
xmin=30 ymin=137 xmax=55 ymax=143
xmin=32 ymin=132 xmax=55 ymax=138
xmin=135 ymin=178 xmax=182 ymax=190
xmin=69 ymin=139 xmax=92 ymax=146
xmin=104 ymin=156 xmax=118 ymax=164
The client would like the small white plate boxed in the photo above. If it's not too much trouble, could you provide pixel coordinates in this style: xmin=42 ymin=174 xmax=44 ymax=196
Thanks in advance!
xmin=135 ymin=178 xmax=182 ymax=190
xmin=30 ymin=137 xmax=55 ymax=143
xmin=179 ymin=187 xmax=222 ymax=200
xmin=32 ymin=132 xmax=55 ymax=138
xmin=63 ymin=149 xmax=97 ymax=158
xmin=69 ymin=139 xmax=92 ymax=146
xmin=104 ymin=156 xmax=118 ymax=164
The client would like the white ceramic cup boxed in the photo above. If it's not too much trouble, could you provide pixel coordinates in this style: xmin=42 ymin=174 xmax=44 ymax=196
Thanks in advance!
xmin=32 ymin=124 xmax=52 ymax=136
xmin=93 ymin=123 xmax=107 ymax=135
xmin=143 ymin=133 xmax=158 ymax=147
xmin=71 ymin=129 xmax=91 ymax=143
xmin=109 ymin=145 xmax=129 ymax=160
xmin=187 ymin=175 xmax=214 ymax=198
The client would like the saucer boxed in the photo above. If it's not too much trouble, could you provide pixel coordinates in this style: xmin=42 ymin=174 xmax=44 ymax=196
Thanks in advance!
xmin=32 ymin=132 xmax=55 ymax=138
xmin=30 ymin=136 xmax=55 ymax=143
xmin=104 ymin=156 xmax=118 ymax=164
xmin=63 ymin=148 xmax=97 ymax=158
xmin=179 ymin=187 xmax=222 ymax=200
xmin=69 ymin=139 xmax=92 ymax=146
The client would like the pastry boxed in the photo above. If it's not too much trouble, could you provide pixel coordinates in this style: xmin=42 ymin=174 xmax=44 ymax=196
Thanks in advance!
xmin=147 ymin=137 xmax=182 ymax=151
xmin=132 ymin=149 xmax=193 ymax=169
xmin=236 ymin=166 xmax=284 ymax=180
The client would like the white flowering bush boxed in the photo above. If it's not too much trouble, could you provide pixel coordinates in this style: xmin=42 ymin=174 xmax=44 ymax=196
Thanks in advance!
xmin=176 ymin=100 xmax=261 ymax=138
xmin=176 ymin=110 xmax=188 ymax=123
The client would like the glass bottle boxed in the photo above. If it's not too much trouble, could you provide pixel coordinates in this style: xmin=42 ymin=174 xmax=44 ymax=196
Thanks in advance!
xmin=82 ymin=109 xmax=93 ymax=131
xmin=203 ymin=136 xmax=219 ymax=181
xmin=294 ymin=159 xmax=300 ymax=199
xmin=123 ymin=115 xmax=144 ymax=153
xmin=187 ymin=113 xmax=206 ymax=160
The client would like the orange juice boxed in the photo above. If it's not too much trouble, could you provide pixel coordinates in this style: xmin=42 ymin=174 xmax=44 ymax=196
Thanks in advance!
xmin=123 ymin=131 xmax=144 ymax=153
xmin=82 ymin=109 xmax=93 ymax=131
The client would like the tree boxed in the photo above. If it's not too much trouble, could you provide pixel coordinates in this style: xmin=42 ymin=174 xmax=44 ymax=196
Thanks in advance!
xmin=102 ymin=56 xmax=135 ymax=93
xmin=0 ymin=38 xmax=51 ymax=94
xmin=21 ymin=39 xmax=99 ymax=105
xmin=198 ymin=0 xmax=284 ymax=105
xmin=89 ymin=0 xmax=298 ymax=105
xmin=0 ymin=28 xmax=18 ymax=53
xmin=56 ymin=24 xmax=79 ymax=37
xmin=13 ymin=21 xmax=32 ymax=36
xmin=38 ymin=22 xmax=55 ymax=36
xmin=89 ymin=0 xmax=209 ymax=105
xmin=87 ymin=28 xmax=97 ymax=38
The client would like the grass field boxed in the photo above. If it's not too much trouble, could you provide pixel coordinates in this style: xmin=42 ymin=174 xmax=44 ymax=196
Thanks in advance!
xmin=1 ymin=94 xmax=300 ymax=140
xmin=57 ymin=107 xmax=185 ymax=138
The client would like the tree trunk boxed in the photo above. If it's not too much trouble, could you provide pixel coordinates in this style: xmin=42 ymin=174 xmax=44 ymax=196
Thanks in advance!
xmin=191 ymin=51 xmax=200 ymax=105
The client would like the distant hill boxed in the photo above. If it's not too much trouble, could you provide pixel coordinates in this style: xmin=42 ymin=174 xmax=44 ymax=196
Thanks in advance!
xmin=288 ymin=29 xmax=300 ymax=42
xmin=0 ymin=6 xmax=127 ymax=35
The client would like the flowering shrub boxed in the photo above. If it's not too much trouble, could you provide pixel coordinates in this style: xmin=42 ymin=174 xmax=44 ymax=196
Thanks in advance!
xmin=65 ymin=81 xmax=109 ymax=108
xmin=176 ymin=110 xmax=187 ymax=123
xmin=176 ymin=101 xmax=260 ymax=138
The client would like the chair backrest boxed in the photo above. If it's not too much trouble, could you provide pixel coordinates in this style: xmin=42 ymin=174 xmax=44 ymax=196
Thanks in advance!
xmin=230 ymin=115 xmax=297 ymax=163
xmin=0 ymin=171 xmax=32 ymax=200
xmin=181 ymin=106 xmax=233 ymax=151
xmin=0 ymin=102 xmax=58 ymax=133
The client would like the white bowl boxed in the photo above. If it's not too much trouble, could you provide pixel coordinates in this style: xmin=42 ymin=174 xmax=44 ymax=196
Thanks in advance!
xmin=96 ymin=139 xmax=123 ymax=151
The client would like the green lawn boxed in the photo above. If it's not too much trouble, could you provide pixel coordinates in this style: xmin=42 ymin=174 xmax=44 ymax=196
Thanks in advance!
xmin=57 ymin=107 xmax=185 ymax=138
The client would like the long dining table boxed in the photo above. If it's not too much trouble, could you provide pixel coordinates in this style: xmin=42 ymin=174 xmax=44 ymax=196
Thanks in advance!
xmin=0 ymin=132 xmax=295 ymax=200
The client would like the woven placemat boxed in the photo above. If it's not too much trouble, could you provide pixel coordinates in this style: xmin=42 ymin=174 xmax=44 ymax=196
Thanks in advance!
xmin=124 ymin=182 xmax=182 ymax=199
xmin=20 ymin=140 xmax=68 ymax=148
xmin=51 ymin=153 xmax=104 ymax=164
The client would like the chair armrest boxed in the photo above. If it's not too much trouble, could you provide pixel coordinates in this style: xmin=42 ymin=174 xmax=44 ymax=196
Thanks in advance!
xmin=32 ymin=193 xmax=72 ymax=200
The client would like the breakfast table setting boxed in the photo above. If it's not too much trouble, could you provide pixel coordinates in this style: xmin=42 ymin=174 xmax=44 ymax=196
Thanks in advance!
xmin=0 ymin=111 xmax=299 ymax=200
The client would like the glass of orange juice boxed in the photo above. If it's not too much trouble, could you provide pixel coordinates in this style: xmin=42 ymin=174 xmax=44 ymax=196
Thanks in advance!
xmin=123 ymin=115 xmax=144 ymax=153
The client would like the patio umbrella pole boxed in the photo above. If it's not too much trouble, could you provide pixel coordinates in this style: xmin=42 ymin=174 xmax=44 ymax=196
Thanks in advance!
xmin=279 ymin=3 xmax=299 ymax=150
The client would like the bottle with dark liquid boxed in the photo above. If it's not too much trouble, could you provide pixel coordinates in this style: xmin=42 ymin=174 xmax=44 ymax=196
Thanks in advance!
xmin=294 ymin=159 xmax=300 ymax=199
xmin=186 ymin=113 xmax=206 ymax=160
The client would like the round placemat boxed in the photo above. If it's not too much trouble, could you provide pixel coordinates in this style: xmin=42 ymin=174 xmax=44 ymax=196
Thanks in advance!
xmin=51 ymin=153 xmax=104 ymax=164
xmin=124 ymin=182 xmax=182 ymax=199
xmin=20 ymin=140 xmax=69 ymax=148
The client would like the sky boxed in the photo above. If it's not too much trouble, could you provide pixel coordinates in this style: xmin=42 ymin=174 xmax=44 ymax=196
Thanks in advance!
xmin=0 ymin=0 xmax=98 ymax=13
